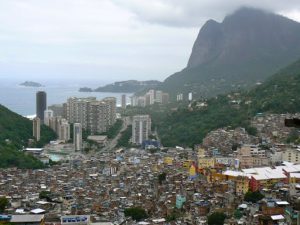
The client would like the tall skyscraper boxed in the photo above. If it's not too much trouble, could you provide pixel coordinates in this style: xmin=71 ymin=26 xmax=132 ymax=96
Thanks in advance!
xmin=73 ymin=123 xmax=82 ymax=151
xmin=132 ymin=115 xmax=151 ymax=145
xmin=33 ymin=117 xmax=41 ymax=141
xmin=36 ymin=91 xmax=47 ymax=122
xmin=121 ymin=94 xmax=126 ymax=109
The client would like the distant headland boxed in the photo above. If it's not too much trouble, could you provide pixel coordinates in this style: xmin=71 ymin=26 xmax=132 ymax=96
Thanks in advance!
xmin=79 ymin=80 xmax=162 ymax=93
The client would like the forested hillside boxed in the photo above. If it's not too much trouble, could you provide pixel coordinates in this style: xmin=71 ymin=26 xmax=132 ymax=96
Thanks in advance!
xmin=152 ymin=58 xmax=300 ymax=147
xmin=0 ymin=104 xmax=57 ymax=168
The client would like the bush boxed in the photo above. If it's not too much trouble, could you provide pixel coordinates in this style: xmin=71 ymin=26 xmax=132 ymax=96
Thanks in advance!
xmin=158 ymin=173 xmax=166 ymax=185
xmin=0 ymin=197 xmax=8 ymax=212
xmin=244 ymin=191 xmax=264 ymax=203
xmin=124 ymin=207 xmax=148 ymax=221
xmin=207 ymin=212 xmax=226 ymax=225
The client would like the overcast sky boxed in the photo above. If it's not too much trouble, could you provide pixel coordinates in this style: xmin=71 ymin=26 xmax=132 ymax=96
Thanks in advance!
xmin=1 ymin=0 xmax=300 ymax=83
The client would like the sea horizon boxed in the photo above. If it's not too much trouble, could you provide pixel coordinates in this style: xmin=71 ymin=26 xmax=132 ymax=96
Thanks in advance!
xmin=0 ymin=77 xmax=132 ymax=116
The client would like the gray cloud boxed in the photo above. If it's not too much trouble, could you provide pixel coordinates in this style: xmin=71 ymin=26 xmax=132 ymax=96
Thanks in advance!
xmin=1 ymin=0 xmax=300 ymax=81
xmin=112 ymin=0 xmax=300 ymax=27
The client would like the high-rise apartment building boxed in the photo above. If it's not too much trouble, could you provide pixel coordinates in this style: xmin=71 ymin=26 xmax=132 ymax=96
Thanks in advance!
xmin=132 ymin=115 xmax=151 ymax=145
xmin=36 ymin=91 xmax=47 ymax=122
xmin=121 ymin=94 xmax=126 ymax=109
xmin=65 ymin=97 xmax=116 ymax=134
xmin=148 ymin=90 xmax=155 ymax=105
xmin=188 ymin=92 xmax=193 ymax=101
xmin=177 ymin=93 xmax=183 ymax=101
xmin=48 ymin=104 xmax=64 ymax=117
xmin=58 ymin=119 xmax=70 ymax=142
xmin=162 ymin=93 xmax=169 ymax=104
xmin=47 ymin=116 xmax=70 ymax=142
xmin=49 ymin=117 xmax=58 ymax=132
xmin=33 ymin=117 xmax=41 ymax=141
xmin=66 ymin=97 xmax=96 ymax=127
xmin=103 ymin=97 xmax=116 ymax=127
xmin=145 ymin=90 xmax=155 ymax=106
xmin=155 ymin=90 xmax=163 ymax=103
xmin=74 ymin=123 xmax=82 ymax=151
xmin=88 ymin=101 xmax=108 ymax=134
xmin=131 ymin=90 xmax=169 ymax=107
xmin=44 ymin=109 xmax=54 ymax=126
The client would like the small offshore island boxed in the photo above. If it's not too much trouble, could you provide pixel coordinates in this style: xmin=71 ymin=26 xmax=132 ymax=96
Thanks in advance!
xmin=19 ymin=81 xmax=43 ymax=87
xmin=79 ymin=87 xmax=93 ymax=92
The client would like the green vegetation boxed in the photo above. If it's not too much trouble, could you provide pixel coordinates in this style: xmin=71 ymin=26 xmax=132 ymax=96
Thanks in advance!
xmin=166 ymin=214 xmax=177 ymax=222
xmin=124 ymin=207 xmax=148 ymax=221
xmin=207 ymin=212 xmax=226 ymax=225
xmin=248 ymin=58 xmax=300 ymax=113
xmin=162 ymin=8 xmax=300 ymax=99
xmin=36 ymin=124 xmax=58 ymax=147
xmin=39 ymin=191 xmax=52 ymax=202
xmin=0 ymin=104 xmax=56 ymax=169
xmin=69 ymin=124 xmax=89 ymax=142
xmin=234 ymin=209 xmax=243 ymax=219
xmin=94 ymin=80 xmax=161 ymax=93
xmin=116 ymin=125 xmax=132 ymax=148
xmin=286 ymin=130 xmax=300 ymax=144
xmin=0 ymin=105 xmax=56 ymax=148
xmin=0 ymin=197 xmax=9 ymax=212
xmin=244 ymin=191 xmax=264 ymax=203
xmin=158 ymin=172 xmax=166 ymax=185
xmin=0 ymin=143 xmax=45 ymax=169
xmin=125 ymin=58 xmax=300 ymax=147
xmin=166 ymin=209 xmax=181 ymax=222
xmin=157 ymin=96 xmax=254 ymax=147
xmin=102 ymin=119 xmax=123 ymax=139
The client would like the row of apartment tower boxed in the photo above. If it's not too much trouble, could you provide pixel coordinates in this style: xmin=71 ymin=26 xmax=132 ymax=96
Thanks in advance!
xmin=34 ymin=115 xmax=82 ymax=151
xmin=34 ymin=92 xmax=116 ymax=150
xmin=42 ymin=97 xmax=116 ymax=133
xmin=65 ymin=97 xmax=116 ymax=134
xmin=131 ymin=89 xmax=169 ymax=107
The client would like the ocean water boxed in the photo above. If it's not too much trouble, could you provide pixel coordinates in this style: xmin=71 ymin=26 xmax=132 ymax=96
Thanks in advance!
xmin=0 ymin=78 xmax=132 ymax=116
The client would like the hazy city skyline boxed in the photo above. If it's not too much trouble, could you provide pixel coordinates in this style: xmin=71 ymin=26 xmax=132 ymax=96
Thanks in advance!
xmin=1 ymin=0 xmax=300 ymax=82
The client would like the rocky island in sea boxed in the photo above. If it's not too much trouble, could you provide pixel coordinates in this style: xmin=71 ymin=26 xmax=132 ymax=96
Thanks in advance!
xmin=79 ymin=87 xmax=93 ymax=92
xmin=19 ymin=81 xmax=43 ymax=87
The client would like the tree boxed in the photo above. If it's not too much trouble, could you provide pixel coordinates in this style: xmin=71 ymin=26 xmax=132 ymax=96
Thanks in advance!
xmin=207 ymin=212 xmax=226 ymax=225
xmin=158 ymin=173 xmax=166 ymax=185
xmin=166 ymin=214 xmax=177 ymax=222
xmin=234 ymin=209 xmax=243 ymax=219
xmin=244 ymin=191 xmax=264 ymax=203
xmin=0 ymin=197 xmax=8 ymax=212
xmin=124 ymin=207 xmax=148 ymax=221
xmin=39 ymin=191 xmax=52 ymax=202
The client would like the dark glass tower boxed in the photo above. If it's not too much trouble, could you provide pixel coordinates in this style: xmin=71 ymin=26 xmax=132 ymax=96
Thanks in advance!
xmin=36 ymin=91 xmax=47 ymax=122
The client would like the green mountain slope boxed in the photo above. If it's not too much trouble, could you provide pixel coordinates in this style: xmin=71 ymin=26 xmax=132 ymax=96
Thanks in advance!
xmin=156 ymin=58 xmax=300 ymax=147
xmin=248 ymin=59 xmax=300 ymax=113
xmin=0 ymin=104 xmax=57 ymax=168
xmin=161 ymin=8 xmax=300 ymax=99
